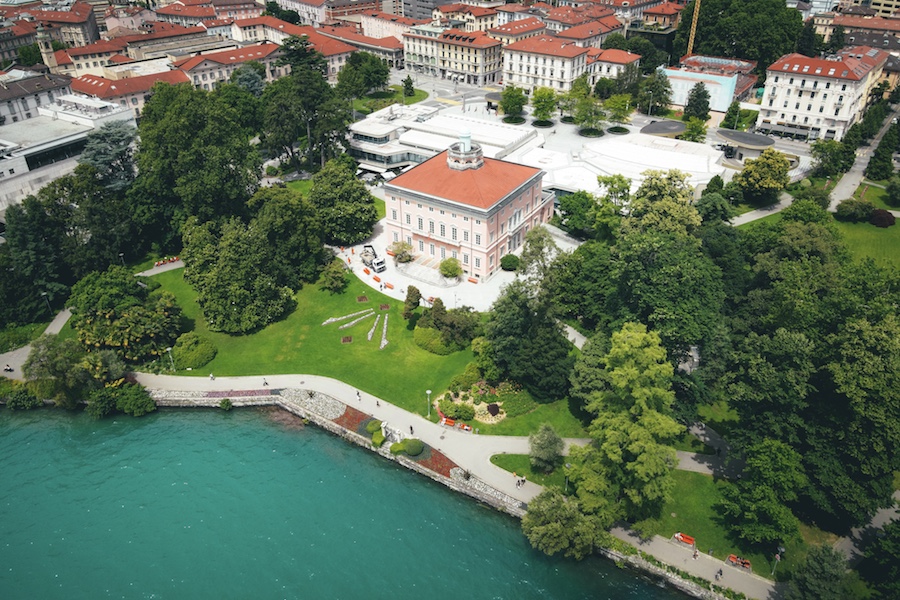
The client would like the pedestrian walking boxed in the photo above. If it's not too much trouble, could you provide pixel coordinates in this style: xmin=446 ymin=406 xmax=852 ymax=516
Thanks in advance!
xmin=263 ymin=378 xmax=268 ymax=386
xmin=376 ymin=400 xmax=380 ymax=407
xmin=209 ymin=373 xmax=215 ymax=380
xmin=409 ymin=426 xmax=414 ymax=435
xmin=356 ymin=391 xmax=361 ymax=402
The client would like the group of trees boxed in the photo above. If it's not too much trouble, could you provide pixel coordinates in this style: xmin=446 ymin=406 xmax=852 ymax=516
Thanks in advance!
xmin=520 ymin=164 xmax=899 ymax=567
xmin=811 ymin=100 xmax=892 ymax=179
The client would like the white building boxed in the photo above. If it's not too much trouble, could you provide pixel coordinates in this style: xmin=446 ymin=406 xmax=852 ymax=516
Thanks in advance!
xmin=756 ymin=46 xmax=889 ymax=141
xmin=502 ymin=36 xmax=588 ymax=93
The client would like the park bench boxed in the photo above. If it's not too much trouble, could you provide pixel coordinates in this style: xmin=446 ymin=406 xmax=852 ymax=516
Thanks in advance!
xmin=673 ymin=532 xmax=695 ymax=547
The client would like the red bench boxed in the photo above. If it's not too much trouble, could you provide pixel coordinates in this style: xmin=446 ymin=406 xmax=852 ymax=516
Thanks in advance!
xmin=674 ymin=532 xmax=695 ymax=547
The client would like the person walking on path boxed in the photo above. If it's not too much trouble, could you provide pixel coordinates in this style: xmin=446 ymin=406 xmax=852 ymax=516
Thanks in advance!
xmin=263 ymin=378 xmax=268 ymax=387
xmin=409 ymin=425 xmax=414 ymax=435
xmin=356 ymin=391 xmax=361 ymax=402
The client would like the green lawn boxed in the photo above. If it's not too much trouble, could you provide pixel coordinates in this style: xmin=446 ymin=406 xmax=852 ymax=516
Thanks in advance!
xmin=147 ymin=268 xmax=586 ymax=435
xmin=697 ymin=400 xmax=740 ymax=441
xmin=853 ymin=182 xmax=894 ymax=210
xmin=833 ymin=220 xmax=900 ymax=268
xmin=672 ymin=431 xmax=716 ymax=454
xmin=285 ymin=179 xmax=313 ymax=196
xmin=373 ymin=197 xmax=385 ymax=220
xmin=0 ymin=321 xmax=51 ymax=353
xmin=149 ymin=268 xmax=470 ymax=416
xmin=490 ymin=454 xmax=568 ymax=490
xmin=736 ymin=212 xmax=784 ymax=229
xmin=353 ymin=86 xmax=428 ymax=114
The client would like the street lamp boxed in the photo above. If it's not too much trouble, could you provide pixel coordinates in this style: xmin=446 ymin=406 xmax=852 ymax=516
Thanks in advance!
xmin=426 ymin=389 xmax=432 ymax=418
xmin=771 ymin=546 xmax=786 ymax=576
xmin=165 ymin=347 xmax=175 ymax=371
xmin=118 ymin=252 xmax=125 ymax=266
xmin=40 ymin=291 xmax=51 ymax=314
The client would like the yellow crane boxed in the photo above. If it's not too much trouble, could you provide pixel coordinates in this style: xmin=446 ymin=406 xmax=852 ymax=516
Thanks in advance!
xmin=686 ymin=0 xmax=702 ymax=56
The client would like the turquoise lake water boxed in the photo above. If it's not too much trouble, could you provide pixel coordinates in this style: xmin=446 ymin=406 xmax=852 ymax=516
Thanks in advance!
xmin=0 ymin=408 xmax=683 ymax=600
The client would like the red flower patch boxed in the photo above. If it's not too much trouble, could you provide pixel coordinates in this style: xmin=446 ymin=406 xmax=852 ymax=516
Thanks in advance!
xmin=333 ymin=405 xmax=369 ymax=430
xmin=416 ymin=448 xmax=458 ymax=478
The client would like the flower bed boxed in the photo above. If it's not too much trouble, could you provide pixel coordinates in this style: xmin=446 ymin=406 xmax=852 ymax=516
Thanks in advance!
xmin=413 ymin=445 xmax=458 ymax=478
xmin=333 ymin=405 xmax=369 ymax=430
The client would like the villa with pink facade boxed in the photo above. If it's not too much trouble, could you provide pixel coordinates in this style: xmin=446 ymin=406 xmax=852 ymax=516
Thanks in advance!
xmin=383 ymin=133 xmax=554 ymax=281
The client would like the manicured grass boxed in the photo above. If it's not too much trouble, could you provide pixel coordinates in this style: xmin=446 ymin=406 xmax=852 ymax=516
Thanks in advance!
xmin=373 ymin=197 xmax=386 ymax=220
xmin=149 ymin=268 xmax=471 ymax=416
xmin=476 ymin=399 xmax=588 ymax=438
xmin=490 ymin=453 xmax=568 ymax=490
xmin=352 ymin=86 xmax=428 ymax=114
xmin=736 ymin=212 xmax=784 ymax=229
xmin=0 ymin=321 xmax=50 ymax=353
xmin=833 ymin=220 xmax=900 ymax=268
xmin=671 ymin=431 xmax=716 ymax=455
xmin=853 ymin=182 xmax=894 ymax=210
xmin=285 ymin=179 xmax=313 ymax=196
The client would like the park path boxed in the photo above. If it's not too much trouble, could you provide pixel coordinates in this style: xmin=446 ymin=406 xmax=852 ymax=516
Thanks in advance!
xmin=0 ymin=308 xmax=71 ymax=380
xmin=833 ymin=490 xmax=900 ymax=564
xmin=828 ymin=107 xmax=898 ymax=211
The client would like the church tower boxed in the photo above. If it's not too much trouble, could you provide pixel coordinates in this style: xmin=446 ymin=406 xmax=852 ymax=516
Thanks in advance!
xmin=37 ymin=25 xmax=59 ymax=73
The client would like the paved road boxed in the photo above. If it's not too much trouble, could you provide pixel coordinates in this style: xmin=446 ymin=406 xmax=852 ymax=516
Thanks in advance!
xmin=0 ymin=308 xmax=71 ymax=380
xmin=828 ymin=109 xmax=897 ymax=210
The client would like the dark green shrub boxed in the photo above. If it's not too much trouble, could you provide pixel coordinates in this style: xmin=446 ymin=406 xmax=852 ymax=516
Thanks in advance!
xmin=870 ymin=209 xmax=896 ymax=228
xmin=265 ymin=165 xmax=278 ymax=176
xmin=404 ymin=438 xmax=424 ymax=456
xmin=835 ymin=197 xmax=875 ymax=222
xmin=219 ymin=398 xmax=233 ymax=411
xmin=365 ymin=419 xmax=382 ymax=433
xmin=438 ymin=398 xmax=475 ymax=421
xmin=413 ymin=326 xmax=453 ymax=355
xmin=498 ymin=384 xmax=538 ymax=417
xmin=6 ymin=388 xmax=41 ymax=410
xmin=500 ymin=254 xmax=520 ymax=271
xmin=372 ymin=429 xmax=386 ymax=447
xmin=173 ymin=332 xmax=217 ymax=370
xmin=86 ymin=387 xmax=118 ymax=418
xmin=390 ymin=441 xmax=405 ymax=454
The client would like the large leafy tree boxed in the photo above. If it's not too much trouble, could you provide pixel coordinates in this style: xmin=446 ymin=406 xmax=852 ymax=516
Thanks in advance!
xmin=636 ymin=71 xmax=672 ymax=116
xmin=262 ymin=75 xmax=306 ymax=168
xmin=521 ymin=489 xmax=603 ymax=559
xmin=810 ymin=139 xmax=853 ymax=177
xmin=785 ymin=545 xmax=846 ymax=600
xmin=573 ymin=95 xmax=605 ymax=131
xmin=79 ymin=120 xmax=136 ymax=191
xmin=336 ymin=51 xmax=389 ymax=99
xmin=529 ymin=423 xmax=564 ymax=472
xmin=500 ymin=85 xmax=527 ymax=118
xmin=277 ymin=34 xmax=327 ymax=74
xmin=306 ymin=159 xmax=378 ymax=245
xmin=860 ymin=520 xmax=900 ymax=599
xmin=68 ymin=266 xmax=183 ymax=362
xmin=682 ymin=82 xmax=710 ymax=122
xmin=673 ymin=0 xmax=802 ymax=73
xmin=531 ymin=86 xmax=557 ymax=122
xmin=733 ymin=147 xmax=790 ymax=205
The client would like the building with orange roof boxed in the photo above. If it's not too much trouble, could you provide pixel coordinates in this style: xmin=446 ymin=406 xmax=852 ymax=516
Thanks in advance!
xmin=104 ymin=6 xmax=157 ymax=32
xmin=814 ymin=12 xmax=900 ymax=41
xmin=72 ymin=69 xmax=190 ymax=118
xmin=155 ymin=4 xmax=216 ymax=26
xmin=0 ymin=19 xmax=37 ymax=64
xmin=586 ymin=47 xmax=640 ymax=84
xmin=318 ymin=26 xmax=403 ymax=68
xmin=384 ymin=132 xmax=552 ymax=281
xmin=494 ymin=3 xmax=532 ymax=27
xmin=595 ymin=0 xmax=664 ymax=20
xmin=502 ymin=36 xmax=589 ymax=93
xmin=29 ymin=1 xmax=100 ymax=47
xmin=359 ymin=11 xmax=430 ymax=40
xmin=229 ymin=17 xmax=356 ymax=80
xmin=404 ymin=25 xmax=502 ymax=84
xmin=642 ymin=2 xmax=682 ymax=28
xmin=487 ymin=17 xmax=546 ymax=46
xmin=432 ymin=4 xmax=498 ymax=32
xmin=556 ymin=17 xmax=623 ymax=48
xmin=173 ymin=42 xmax=286 ymax=90
xmin=756 ymin=46 xmax=889 ymax=141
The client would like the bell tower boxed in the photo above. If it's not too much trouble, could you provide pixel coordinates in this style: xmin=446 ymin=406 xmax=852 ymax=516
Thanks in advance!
xmin=37 ymin=25 xmax=58 ymax=72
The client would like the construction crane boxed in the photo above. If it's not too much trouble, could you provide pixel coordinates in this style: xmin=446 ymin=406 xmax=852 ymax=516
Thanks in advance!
xmin=686 ymin=0 xmax=702 ymax=56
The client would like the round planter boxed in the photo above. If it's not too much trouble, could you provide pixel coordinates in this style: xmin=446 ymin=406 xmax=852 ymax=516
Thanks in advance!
xmin=607 ymin=126 xmax=629 ymax=135
xmin=532 ymin=120 xmax=554 ymax=128
xmin=578 ymin=128 xmax=604 ymax=138
xmin=503 ymin=116 xmax=526 ymax=125
xmin=561 ymin=116 xmax=576 ymax=124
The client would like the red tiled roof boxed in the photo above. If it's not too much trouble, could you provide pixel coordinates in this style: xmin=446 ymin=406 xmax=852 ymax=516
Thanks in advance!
xmin=557 ymin=19 xmax=621 ymax=40
xmin=643 ymin=2 xmax=683 ymax=16
xmin=767 ymin=46 xmax=888 ymax=81
xmin=436 ymin=3 xmax=496 ymax=17
xmin=833 ymin=14 xmax=900 ymax=34
xmin=389 ymin=151 xmax=541 ymax=210
xmin=66 ymin=40 xmax=127 ymax=58
xmin=202 ymin=18 xmax=235 ymax=27
xmin=488 ymin=17 xmax=545 ymax=36
xmin=439 ymin=28 xmax=501 ymax=48
xmin=72 ymin=70 xmax=190 ymax=98
xmin=156 ymin=4 xmax=216 ymax=18
xmin=53 ymin=48 xmax=73 ymax=65
xmin=319 ymin=26 xmax=402 ymax=49
xmin=505 ymin=36 xmax=588 ymax=58
xmin=361 ymin=10 xmax=429 ymax=26
xmin=586 ymin=47 xmax=640 ymax=64
xmin=545 ymin=7 xmax=591 ymax=25
xmin=173 ymin=42 xmax=281 ymax=70
xmin=495 ymin=4 xmax=530 ymax=12
xmin=232 ymin=17 xmax=356 ymax=56
xmin=108 ymin=54 xmax=134 ymax=64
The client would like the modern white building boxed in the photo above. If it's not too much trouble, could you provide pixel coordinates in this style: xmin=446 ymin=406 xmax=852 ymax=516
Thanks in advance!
xmin=755 ymin=46 xmax=889 ymax=141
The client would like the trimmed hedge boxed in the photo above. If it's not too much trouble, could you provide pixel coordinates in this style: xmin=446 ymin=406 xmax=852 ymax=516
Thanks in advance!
xmin=390 ymin=441 xmax=405 ymax=454
xmin=835 ymin=197 xmax=875 ymax=222
xmin=219 ymin=398 xmax=233 ymax=411
xmin=173 ymin=332 xmax=217 ymax=370
xmin=372 ymin=429 xmax=386 ymax=447
xmin=365 ymin=419 xmax=383 ymax=433
xmin=438 ymin=397 xmax=475 ymax=421
xmin=404 ymin=438 xmax=425 ymax=456
xmin=500 ymin=254 xmax=520 ymax=271
xmin=413 ymin=326 xmax=453 ymax=355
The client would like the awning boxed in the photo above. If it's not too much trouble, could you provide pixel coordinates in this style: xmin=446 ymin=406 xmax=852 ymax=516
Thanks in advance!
xmin=357 ymin=163 xmax=388 ymax=174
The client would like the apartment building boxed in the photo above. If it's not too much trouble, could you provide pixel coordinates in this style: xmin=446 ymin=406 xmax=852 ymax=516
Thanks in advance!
xmin=756 ymin=46 xmax=889 ymax=141
xmin=359 ymin=11 xmax=429 ymax=40
xmin=486 ymin=17 xmax=546 ymax=46
xmin=502 ymin=36 xmax=589 ymax=93
xmin=432 ymin=3 xmax=498 ymax=32
xmin=0 ymin=69 xmax=72 ymax=125
xmin=71 ymin=70 xmax=190 ymax=118
xmin=173 ymin=42 xmax=285 ymax=90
